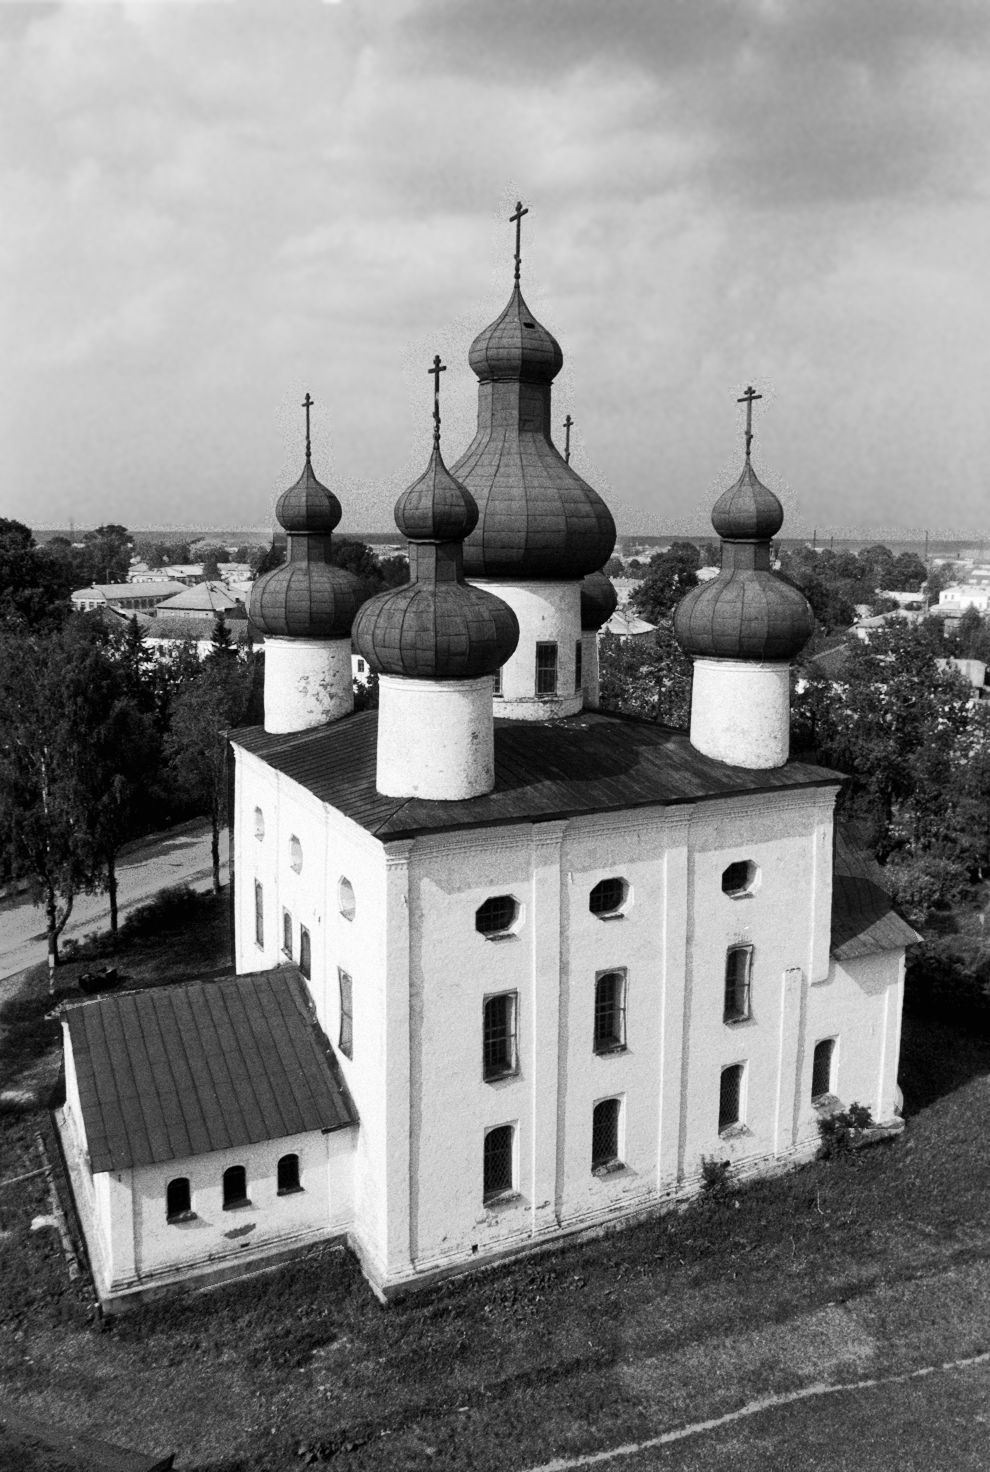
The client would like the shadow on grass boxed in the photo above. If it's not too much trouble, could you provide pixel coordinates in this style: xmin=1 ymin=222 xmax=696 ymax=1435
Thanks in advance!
xmin=898 ymin=1007 xmax=990 ymax=1117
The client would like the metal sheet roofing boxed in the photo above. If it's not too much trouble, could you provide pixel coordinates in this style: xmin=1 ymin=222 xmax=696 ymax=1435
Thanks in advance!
xmin=232 ymin=709 xmax=843 ymax=841
xmin=830 ymin=830 xmax=919 ymax=960
xmin=64 ymin=968 xmax=356 ymax=1174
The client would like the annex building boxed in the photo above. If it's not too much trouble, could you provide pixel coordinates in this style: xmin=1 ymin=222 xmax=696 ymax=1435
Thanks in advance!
xmin=57 ymin=211 xmax=915 ymax=1309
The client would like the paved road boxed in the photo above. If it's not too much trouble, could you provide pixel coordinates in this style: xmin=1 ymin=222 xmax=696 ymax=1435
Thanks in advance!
xmin=0 ymin=819 xmax=229 ymax=981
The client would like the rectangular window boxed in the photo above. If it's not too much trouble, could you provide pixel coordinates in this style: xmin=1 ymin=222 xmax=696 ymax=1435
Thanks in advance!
xmin=483 ymin=992 xmax=518 ymax=1080
xmin=719 ymin=1063 xmax=744 ymax=1132
xmin=282 ymin=909 xmax=292 ymax=958
xmin=575 ymin=638 xmax=583 ymax=693
xmin=299 ymin=925 xmax=311 ymax=980
xmin=483 ymin=1124 xmax=515 ymax=1201
xmin=535 ymin=641 xmax=558 ymax=696
xmin=594 ymin=970 xmax=627 ymax=1054
xmin=723 ymin=946 xmax=752 ymax=1023
xmin=338 ymin=968 xmax=353 ymax=1060
xmin=254 ymin=880 xmax=264 ymax=947
xmin=492 ymin=666 xmax=503 ymax=697
xmin=591 ymin=1098 xmax=622 ymax=1172
xmin=812 ymin=1038 xmax=835 ymax=1100
xmin=222 ymin=1164 xmax=249 ymax=1209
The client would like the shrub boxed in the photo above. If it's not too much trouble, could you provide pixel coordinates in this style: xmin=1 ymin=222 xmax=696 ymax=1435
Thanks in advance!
xmin=699 ymin=1156 xmax=733 ymax=1197
xmin=817 ymin=1102 xmax=873 ymax=1159
xmin=118 ymin=884 xmax=207 ymax=941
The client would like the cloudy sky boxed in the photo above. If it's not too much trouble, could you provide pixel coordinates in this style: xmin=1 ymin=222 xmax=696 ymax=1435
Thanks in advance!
xmin=3 ymin=0 xmax=990 ymax=539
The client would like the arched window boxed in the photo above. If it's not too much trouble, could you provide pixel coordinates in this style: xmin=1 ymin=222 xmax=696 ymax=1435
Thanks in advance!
xmin=277 ymin=1154 xmax=301 ymax=1194
xmin=289 ymin=836 xmax=303 ymax=873
xmin=222 ymin=1165 xmax=249 ymax=1209
xmin=719 ymin=1064 xmax=744 ymax=1133
xmin=338 ymin=877 xmax=356 ymax=921
xmin=594 ymin=971 xmax=627 ymax=1053
xmin=299 ymin=925 xmax=311 ymax=979
xmin=483 ymin=1125 xmax=515 ymax=1202
xmin=166 ymin=1177 xmax=192 ymax=1221
xmin=253 ymin=807 xmax=265 ymax=841
xmin=724 ymin=946 xmax=753 ymax=1023
xmin=591 ymin=1098 xmax=622 ymax=1172
xmin=812 ymin=1039 xmax=836 ymax=1100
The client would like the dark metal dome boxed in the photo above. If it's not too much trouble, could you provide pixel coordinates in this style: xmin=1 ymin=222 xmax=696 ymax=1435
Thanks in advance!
xmin=468 ymin=285 xmax=563 ymax=385
xmin=674 ymin=570 xmax=814 ymax=661
xmin=711 ymin=458 xmax=783 ymax=541
xmin=353 ymin=580 xmax=518 ymax=680
xmin=580 ymin=570 xmax=619 ymax=630
xmin=395 ymin=443 xmax=479 ymax=543
xmin=276 ymin=458 xmax=342 ymax=534
xmin=250 ymin=561 xmax=365 ymax=640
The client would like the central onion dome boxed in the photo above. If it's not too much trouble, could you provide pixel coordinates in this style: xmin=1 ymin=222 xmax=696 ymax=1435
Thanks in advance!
xmin=580 ymin=569 xmax=619 ymax=630
xmin=675 ymin=453 xmax=813 ymax=662
xmin=452 ymin=203 xmax=615 ymax=582
xmin=353 ymin=358 xmax=519 ymax=681
xmin=250 ymin=400 xmax=365 ymax=640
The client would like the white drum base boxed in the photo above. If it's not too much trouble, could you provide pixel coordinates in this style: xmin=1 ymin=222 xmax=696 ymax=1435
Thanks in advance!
xmin=263 ymin=637 xmax=354 ymax=734
xmin=376 ymin=675 xmax=494 ymax=799
xmin=689 ymin=658 xmax=791 ymax=769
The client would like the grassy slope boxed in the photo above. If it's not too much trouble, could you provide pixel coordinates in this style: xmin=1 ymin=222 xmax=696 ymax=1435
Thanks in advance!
xmin=0 ymin=905 xmax=988 ymax=1471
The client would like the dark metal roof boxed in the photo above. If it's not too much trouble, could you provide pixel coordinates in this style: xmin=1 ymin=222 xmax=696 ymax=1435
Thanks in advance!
xmin=352 ymin=578 xmax=519 ymax=680
xmin=711 ymin=457 xmax=784 ymax=540
xmin=276 ymin=457 xmax=342 ymax=533
xmin=674 ymin=568 xmax=815 ymax=661
xmin=831 ymin=830 xmax=920 ymax=960
xmin=468 ymin=284 xmax=563 ymax=385
xmin=250 ymin=560 xmax=365 ymax=640
xmin=232 ymin=710 xmax=843 ymax=840
xmin=580 ymin=570 xmax=619 ymax=631
xmin=395 ymin=442 xmax=478 ymax=542
xmin=63 ymin=967 xmax=356 ymax=1174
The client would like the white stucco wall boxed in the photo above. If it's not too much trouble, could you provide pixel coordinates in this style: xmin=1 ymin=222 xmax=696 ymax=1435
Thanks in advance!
xmin=376 ymin=675 xmax=494 ymax=799
xmin=581 ymin=629 xmax=600 ymax=710
xmin=689 ymin=658 xmax=791 ymax=769
xmin=475 ymin=580 xmax=582 ymax=720
xmin=263 ymin=636 xmax=353 ymax=733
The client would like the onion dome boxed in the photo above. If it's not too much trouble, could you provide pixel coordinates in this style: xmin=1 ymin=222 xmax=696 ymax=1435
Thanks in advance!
xmin=452 ymin=201 xmax=616 ymax=581
xmin=353 ymin=356 xmax=519 ymax=681
xmin=674 ymin=388 xmax=813 ymax=663
xmin=250 ymin=393 xmax=365 ymax=640
xmin=580 ymin=569 xmax=619 ymax=631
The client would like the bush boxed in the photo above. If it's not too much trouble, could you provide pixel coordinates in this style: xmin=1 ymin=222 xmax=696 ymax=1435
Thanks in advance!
xmin=118 ymin=884 xmax=208 ymax=942
xmin=699 ymin=1156 xmax=733 ymax=1198
xmin=905 ymin=939 xmax=990 ymax=1027
xmin=817 ymin=1102 xmax=873 ymax=1159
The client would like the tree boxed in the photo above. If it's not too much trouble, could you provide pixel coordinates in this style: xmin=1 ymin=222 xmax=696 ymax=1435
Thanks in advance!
xmin=209 ymin=610 xmax=236 ymax=660
xmin=598 ymin=622 xmax=693 ymax=728
xmin=165 ymin=658 xmax=253 ymax=892
xmin=628 ymin=543 xmax=700 ymax=623
xmin=924 ymin=562 xmax=958 ymax=604
xmin=0 ymin=519 xmax=76 ymax=630
xmin=81 ymin=524 xmax=133 ymax=584
xmin=889 ymin=552 xmax=928 ymax=592
xmin=604 ymin=556 xmax=624 ymax=578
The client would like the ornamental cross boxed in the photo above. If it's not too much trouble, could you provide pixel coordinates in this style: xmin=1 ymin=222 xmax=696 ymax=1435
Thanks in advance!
xmin=737 ymin=385 xmax=762 ymax=458
xmin=563 ymin=413 xmax=574 ymax=464
xmin=510 ymin=200 xmax=529 ymax=283
xmin=302 ymin=391 xmax=314 ymax=460
xmin=428 ymin=354 xmax=446 ymax=444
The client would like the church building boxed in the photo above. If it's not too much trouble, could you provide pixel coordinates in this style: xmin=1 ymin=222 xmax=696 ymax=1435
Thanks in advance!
xmin=56 ymin=208 xmax=915 ymax=1310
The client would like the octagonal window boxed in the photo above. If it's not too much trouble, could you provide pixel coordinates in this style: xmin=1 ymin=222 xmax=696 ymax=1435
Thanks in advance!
xmin=589 ymin=877 xmax=628 ymax=918
xmin=722 ymin=860 xmax=758 ymax=898
xmin=476 ymin=894 xmax=520 ymax=938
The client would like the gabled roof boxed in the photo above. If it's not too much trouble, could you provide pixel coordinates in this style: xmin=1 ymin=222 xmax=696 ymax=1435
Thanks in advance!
xmin=830 ymin=831 xmax=919 ymax=960
xmin=233 ymin=709 xmax=843 ymax=841
xmin=63 ymin=968 xmax=356 ymax=1174
xmin=157 ymin=582 xmax=245 ymax=613
xmin=71 ymin=581 xmax=186 ymax=601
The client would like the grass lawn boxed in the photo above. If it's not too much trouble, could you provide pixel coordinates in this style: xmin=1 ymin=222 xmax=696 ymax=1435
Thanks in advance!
xmin=1 ymin=908 xmax=990 ymax=1471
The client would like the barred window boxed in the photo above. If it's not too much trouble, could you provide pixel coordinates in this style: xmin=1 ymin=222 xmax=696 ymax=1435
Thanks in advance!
xmin=812 ymin=1039 xmax=835 ymax=1100
xmin=575 ymin=639 xmax=583 ymax=693
xmin=724 ymin=946 xmax=752 ymax=1023
xmin=299 ymin=925 xmax=311 ymax=980
xmin=594 ymin=970 xmax=626 ymax=1053
xmin=590 ymin=877 xmax=627 ymax=917
xmin=719 ymin=1064 xmax=744 ymax=1132
xmin=476 ymin=894 xmax=519 ymax=936
xmin=722 ymin=860 xmax=758 ymax=896
xmin=591 ymin=1098 xmax=621 ymax=1172
xmin=277 ymin=1153 xmax=301 ymax=1194
xmin=535 ymin=641 xmax=558 ymax=696
xmin=254 ymin=880 xmax=264 ymax=947
xmin=339 ymin=968 xmax=353 ymax=1059
xmin=282 ymin=909 xmax=292 ymax=958
xmin=166 ymin=1177 xmax=192 ymax=1221
xmin=483 ymin=1125 xmax=515 ymax=1201
xmin=222 ymin=1165 xmax=249 ymax=1209
xmin=483 ymin=993 xmax=518 ymax=1080
xmin=492 ymin=666 xmax=503 ymax=697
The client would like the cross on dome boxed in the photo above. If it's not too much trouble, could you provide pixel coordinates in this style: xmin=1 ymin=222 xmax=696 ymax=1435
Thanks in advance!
xmin=428 ymin=354 xmax=446 ymax=445
xmin=510 ymin=200 xmax=529 ymax=283
xmin=563 ymin=413 xmax=574 ymax=464
xmin=737 ymin=385 xmax=762 ymax=460
xmin=302 ymin=391 xmax=314 ymax=461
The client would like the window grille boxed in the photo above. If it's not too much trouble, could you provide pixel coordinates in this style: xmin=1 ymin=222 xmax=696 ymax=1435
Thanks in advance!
xmin=719 ymin=1064 xmax=743 ymax=1132
xmin=282 ymin=909 xmax=292 ymax=958
xmin=535 ymin=641 xmax=558 ymax=696
xmin=591 ymin=1098 xmax=621 ymax=1171
xmin=594 ymin=971 xmax=626 ymax=1053
xmin=299 ymin=925 xmax=311 ymax=979
xmin=483 ymin=1125 xmax=514 ymax=1201
xmin=722 ymin=860 xmax=757 ymax=896
xmin=339 ymin=968 xmax=353 ymax=1059
xmin=254 ymin=880 xmax=264 ymax=947
xmin=812 ymin=1039 xmax=835 ymax=1100
xmin=492 ymin=666 xmax=503 ymax=697
xmin=590 ymin=877 xmax=626 ymax=916
xmin=277 ymin=1153 xmax=301 ymax=1194
xmin=723 ymin=946 xmax=752 ymax=1023
xmin=483 ymin=993 xmax=518 ymax=1079
xmin=166 ymin=1177 xmax=191 ymax=1221
xmin=222 ymin=1165 xmax=249 ymax=1209
xmin=475 ymin=894 xmax=519 ymax=936
xmin=575 ymin=639 xmax=583 ymax=693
